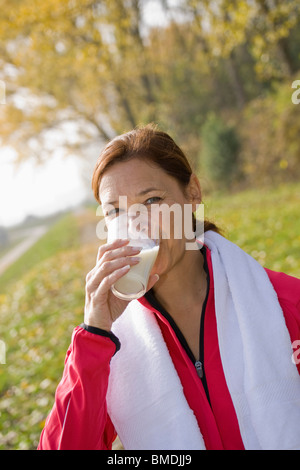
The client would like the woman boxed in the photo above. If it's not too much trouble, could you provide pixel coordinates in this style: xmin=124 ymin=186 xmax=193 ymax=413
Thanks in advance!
xmin=38 ymin=124 xmax=300 ymax=450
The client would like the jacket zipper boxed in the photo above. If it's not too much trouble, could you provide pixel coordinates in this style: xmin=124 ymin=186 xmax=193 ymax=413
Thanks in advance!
xmin=195 ymin=277 xmax=211 ymax=406
xmin=195 ymin=360 xmax=204 ymax=378
xmin=191 ymin=245 xmax=211 ymax=401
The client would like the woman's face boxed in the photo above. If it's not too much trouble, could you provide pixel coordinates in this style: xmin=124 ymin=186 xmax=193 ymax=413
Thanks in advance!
xmin=99 ymin=158 xmax=201 ymax=277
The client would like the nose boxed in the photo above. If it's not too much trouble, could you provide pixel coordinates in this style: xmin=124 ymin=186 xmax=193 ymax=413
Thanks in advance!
xmin=128 ymin=207 xmax=149 ymax=238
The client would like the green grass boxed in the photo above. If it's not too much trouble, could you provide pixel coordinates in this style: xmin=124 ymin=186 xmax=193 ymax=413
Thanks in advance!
xmin=0 ymin=183 xmax=299 ymax=449
xmin=0 ymin=214 xmax=80 ymax=294
xmin=204 ymin=181 xmax=300 ymax=277
xmin=0 ymin=213 xmax=86 ymax=449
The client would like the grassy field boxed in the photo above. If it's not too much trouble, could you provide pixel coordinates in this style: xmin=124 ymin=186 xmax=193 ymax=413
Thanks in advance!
xmin=0 ymin=211 xmax=98 ymax=449
xmin=0 ymin=182 xmax=299 ymax=449
xmin=205 ymin=181 xmax=300 ymax=277
xmin=0 ymin=215 xmax=80 ymax=294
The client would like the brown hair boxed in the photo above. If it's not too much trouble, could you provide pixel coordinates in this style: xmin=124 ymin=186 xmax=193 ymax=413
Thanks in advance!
xmin=92 ymin=124 xmax=219 ymax=233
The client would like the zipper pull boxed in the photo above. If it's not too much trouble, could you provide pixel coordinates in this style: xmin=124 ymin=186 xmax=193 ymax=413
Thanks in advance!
xmin=195 ymin=360 xmax=203 ymax=379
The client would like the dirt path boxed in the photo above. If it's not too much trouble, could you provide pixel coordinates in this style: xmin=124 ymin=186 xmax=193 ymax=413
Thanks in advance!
xmin=0 ymin=225 xmax=48 ymax=276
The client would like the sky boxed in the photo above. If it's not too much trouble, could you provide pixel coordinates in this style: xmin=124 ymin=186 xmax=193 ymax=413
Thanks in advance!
xmin=0 ymin=147 xmax=91 ymax=227
xmin=0 ymin=0 xmax=174 ymax=228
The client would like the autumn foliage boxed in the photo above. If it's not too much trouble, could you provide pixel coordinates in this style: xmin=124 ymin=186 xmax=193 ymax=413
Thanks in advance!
xmin=0 ymin=0 xmax=299 ymax=185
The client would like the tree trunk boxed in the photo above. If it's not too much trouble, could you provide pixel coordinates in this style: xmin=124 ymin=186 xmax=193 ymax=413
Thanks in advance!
xmin=225 ymin=51 xmax=247 ymax=109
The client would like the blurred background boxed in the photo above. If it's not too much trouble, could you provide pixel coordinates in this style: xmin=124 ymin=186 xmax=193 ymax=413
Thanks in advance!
xmin=0 ymin=0 xmax=300 ymax=449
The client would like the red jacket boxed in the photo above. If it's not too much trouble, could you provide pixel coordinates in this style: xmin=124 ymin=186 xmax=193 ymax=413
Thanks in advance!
xmin=38 ymin=248 xmax=300 ymax=450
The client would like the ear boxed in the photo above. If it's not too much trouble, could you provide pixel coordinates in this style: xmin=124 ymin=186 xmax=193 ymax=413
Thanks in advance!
xmin=186 ymin=174 xmax=202 ymax=212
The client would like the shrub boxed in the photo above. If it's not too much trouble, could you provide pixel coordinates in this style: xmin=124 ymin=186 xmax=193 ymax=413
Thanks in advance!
xmin=200 ymin=114 xmax=241 ymax=188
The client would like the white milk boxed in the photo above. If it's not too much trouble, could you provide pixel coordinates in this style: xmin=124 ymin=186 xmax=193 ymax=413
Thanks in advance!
xmin=112 ymin=245 xmax=159 ymax=300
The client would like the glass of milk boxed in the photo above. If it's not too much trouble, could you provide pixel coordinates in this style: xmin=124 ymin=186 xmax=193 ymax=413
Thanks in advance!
xmin=107 ymin=212 xmax=159 ymax=301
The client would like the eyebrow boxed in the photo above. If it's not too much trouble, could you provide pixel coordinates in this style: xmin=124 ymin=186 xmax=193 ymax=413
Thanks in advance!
xmin=105 ymin=187 xmax=162 ymax=206
xmin=137 ymin=187 xmax=161 ymax=196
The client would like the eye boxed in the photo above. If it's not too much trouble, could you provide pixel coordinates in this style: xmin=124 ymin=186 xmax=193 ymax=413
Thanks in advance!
xmin=145 ymin=196 xmax=162 ymax=205
xmin=105 ymin=207 xmax=120 ymax=218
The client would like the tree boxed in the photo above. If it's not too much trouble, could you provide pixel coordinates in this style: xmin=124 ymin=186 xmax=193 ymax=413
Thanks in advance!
xmin=200 ymin=114 xmax=241 ymax=187
xmin=0 ymin=0 xmax=299 ymax=183
xmin=0 ymin=0 xmax=162 ymax=162
xmin=249 ymin=0 xmax=300 ymax=80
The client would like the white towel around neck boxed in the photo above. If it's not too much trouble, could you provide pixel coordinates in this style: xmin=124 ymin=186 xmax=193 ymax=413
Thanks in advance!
xmin=106 ymin=231 xmax=300 ymax=450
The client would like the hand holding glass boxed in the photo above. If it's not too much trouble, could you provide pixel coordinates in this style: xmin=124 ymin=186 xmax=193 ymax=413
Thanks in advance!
xmin=106 ymin=212 xmax=159 ymax=300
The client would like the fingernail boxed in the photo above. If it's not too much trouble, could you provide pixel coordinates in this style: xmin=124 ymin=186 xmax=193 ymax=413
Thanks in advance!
xmin=130 ymin=246 xmax=142 ymax=253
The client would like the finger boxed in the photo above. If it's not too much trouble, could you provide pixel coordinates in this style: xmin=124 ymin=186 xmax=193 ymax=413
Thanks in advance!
xmin=97 ymin=239 xmax=130 ymax=262
xmin=88 ymin=242 xmax=140 ymax=286
xmin=97 ymin=264 xmax=131 ymax=294
xmin=87 ymin=256 xmax=140 ymax=291
xmin=100 ymin=244 xmax=141 ymax=264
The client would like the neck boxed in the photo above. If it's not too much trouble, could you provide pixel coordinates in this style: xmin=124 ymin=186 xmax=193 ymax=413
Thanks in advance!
xmin=152 ymin=247 xmax=207 ymax=315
